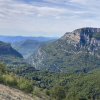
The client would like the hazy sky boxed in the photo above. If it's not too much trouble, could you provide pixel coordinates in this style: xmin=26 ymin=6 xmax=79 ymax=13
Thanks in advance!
xmin=0 ymin=0 xmax=100 ymax=37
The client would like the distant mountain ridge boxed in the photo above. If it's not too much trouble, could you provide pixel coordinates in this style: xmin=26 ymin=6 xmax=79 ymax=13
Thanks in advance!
xmin=27 ymin=27 xmax=100 ymax=73
xmin=0 ymin=35 xmax=59 ymax=43
xmin=11 ymin=39 xmax=57 ymax=59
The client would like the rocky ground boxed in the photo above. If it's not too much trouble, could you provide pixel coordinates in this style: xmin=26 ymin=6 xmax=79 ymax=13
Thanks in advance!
xmin=0 ymin=84 xmax=44 ymax=100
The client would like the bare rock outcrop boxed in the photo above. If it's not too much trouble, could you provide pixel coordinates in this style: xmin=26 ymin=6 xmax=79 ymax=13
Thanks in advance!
xmin=61 ymin=27 xmax=100 ymax=47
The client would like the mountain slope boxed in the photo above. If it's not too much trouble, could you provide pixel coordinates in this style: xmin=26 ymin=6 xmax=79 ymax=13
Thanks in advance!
xmin=27 ymin=27 xmax=100 ymax=72
xmin=11 ymin=39 xmax=57 ymax=59
xmin=0 ymin=41 xmax=27 ymax=68
xmin=0 ymin=35 xmax=59 ymax=43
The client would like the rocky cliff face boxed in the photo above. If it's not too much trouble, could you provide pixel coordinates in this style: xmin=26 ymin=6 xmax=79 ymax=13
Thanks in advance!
xmin=28 ymin=47 xmax=46 ymax=69
xmin=61 ymin=28 xmax=100 ymax=47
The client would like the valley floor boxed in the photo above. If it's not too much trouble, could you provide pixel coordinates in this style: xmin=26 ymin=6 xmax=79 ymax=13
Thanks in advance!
xmin=0 ymin=84 xmax=43 ymax=100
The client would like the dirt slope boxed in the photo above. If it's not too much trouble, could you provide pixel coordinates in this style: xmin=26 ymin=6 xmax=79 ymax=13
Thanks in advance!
xmin=0 ymin=84 xmax=43 ymax=100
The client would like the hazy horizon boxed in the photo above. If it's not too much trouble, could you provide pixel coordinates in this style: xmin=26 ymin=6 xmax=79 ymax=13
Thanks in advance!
xmin=0 ymin=34 xmax=60 ymax=38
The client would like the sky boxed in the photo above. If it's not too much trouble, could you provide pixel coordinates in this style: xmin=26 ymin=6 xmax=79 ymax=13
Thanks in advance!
xmin=0 ymin=0 xmax=100 ymax=37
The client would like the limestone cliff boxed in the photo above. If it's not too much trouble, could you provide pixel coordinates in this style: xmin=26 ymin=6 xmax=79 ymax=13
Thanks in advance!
xmin=28 ymin=47 xmax=46 ymax=69
xmin=61 ymin=28 xmax=100 ymax=47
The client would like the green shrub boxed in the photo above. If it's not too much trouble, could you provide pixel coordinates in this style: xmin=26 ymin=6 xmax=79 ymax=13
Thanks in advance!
xmin=43 ymin=89 xmax=50 ymax=96
xmin=33 ymin=87 xmax=41 ymax=98
xmin=50 ymin=85 xmax=66 ymax=100
xmin=2 ymin=73 xmax=17 ymax=86
xmin=19 ymin=80 xmax=33 ymax=93
xmin=65 ymin=92 xmax=79 ymax=100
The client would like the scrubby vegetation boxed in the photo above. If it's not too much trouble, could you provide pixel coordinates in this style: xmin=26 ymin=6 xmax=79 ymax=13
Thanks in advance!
xmin=0 ymin=62 xmax=55 ymax=100
xmin=0 ymin=62 xmax=34 ymax=93
xmin=1 ymin=62 xmax=99 ymax=100
xmin=12 ymin=66 xmax=100 ymax=100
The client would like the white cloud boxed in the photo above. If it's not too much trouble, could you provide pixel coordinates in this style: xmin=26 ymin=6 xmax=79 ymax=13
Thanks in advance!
xmin=0 ymin=0 xmax=100 ymax=37
xmin=55 ymin=16 xmax=61 ymax=19
xmin=0 ymin=0 xmax=64 ymax=19
xmin=69 ymin=0 xmax=88 ymax=4
xmin=0 ymin=0 xmax=89 ymax=21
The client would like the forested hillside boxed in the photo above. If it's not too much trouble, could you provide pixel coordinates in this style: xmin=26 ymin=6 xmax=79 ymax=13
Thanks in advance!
xmin=27 ymin=28 xmax=100 ymax=73
xmin=0 ymin=41 xmax=27 ymax=69
xmin=14 ymin=66 xmax=100 ymax=100
xmin=1 ymin=62 xmax=100 ymax=100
